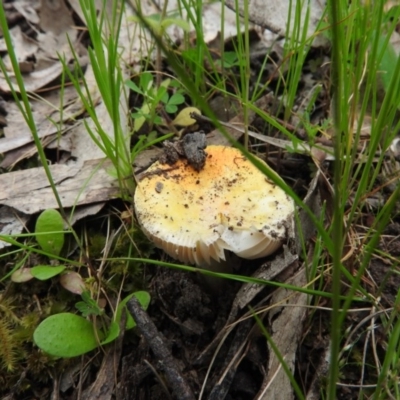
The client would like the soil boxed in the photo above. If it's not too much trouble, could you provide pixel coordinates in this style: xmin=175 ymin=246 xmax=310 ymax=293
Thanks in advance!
xmin=94 ymin=226 xmax=400 ymax=400
xmin=118 ymin=264 xmax=266 ymax=400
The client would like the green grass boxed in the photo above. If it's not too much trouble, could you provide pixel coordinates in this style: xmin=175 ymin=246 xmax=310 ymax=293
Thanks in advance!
xmin=0 ymin=0 xmax=400 ymax=398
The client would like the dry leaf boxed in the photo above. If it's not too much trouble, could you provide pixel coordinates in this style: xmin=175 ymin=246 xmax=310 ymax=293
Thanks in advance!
xmin=59 ymin=271 xmax=85 ymax=294
xmin=172 ymin=107 xmax=201 ymax=127
xmin=226 ymin=0 xmax=328 ymax=47
xmin=11 ymin=268 xmax=34 ymax=283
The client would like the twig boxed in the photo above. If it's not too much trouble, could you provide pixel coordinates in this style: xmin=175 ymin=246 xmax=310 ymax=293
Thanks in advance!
xmin=126 ymin=297 xmax=195 ymax=400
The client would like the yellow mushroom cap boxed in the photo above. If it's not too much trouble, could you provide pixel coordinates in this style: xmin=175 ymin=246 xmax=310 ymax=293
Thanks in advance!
xmin=134 ymin=145 xmax=294 ymax=267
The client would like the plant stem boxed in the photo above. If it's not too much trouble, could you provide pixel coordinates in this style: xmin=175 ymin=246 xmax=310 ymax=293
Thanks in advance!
xmin=327 ymin=1 xmax=345 ymax=399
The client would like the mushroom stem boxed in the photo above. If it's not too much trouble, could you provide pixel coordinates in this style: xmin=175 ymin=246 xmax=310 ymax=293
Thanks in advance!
xmin=199 ymin=251 xmax=241 ymax=292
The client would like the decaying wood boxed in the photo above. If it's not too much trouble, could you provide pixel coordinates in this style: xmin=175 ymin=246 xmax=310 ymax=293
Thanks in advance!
xmin=257 ymin=268 xmax=307 ymax=400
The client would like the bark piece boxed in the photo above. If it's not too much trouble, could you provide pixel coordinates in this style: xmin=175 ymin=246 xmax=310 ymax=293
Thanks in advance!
xmin=225 ymin=0 xmax=327 ymax=47
xmin=0 ymin=159 xmax=119 ymax=214
xmin=257 ymin=268 xmax=307 ymax=400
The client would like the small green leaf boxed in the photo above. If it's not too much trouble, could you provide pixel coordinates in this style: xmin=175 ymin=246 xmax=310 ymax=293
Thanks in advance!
xmin=75 ymin=291 xmax=104 ymax=317
xmin=160 ymin=78 xmax=171 ymax=89
xmin=154 ymin=85 xmax=167 ymax=103
xmin=125 ymin=80 xmax=143 ymax=95
xmin=143 ymin=131 xmax=158 ymax=144
xmin=160 ymin=17 xmax=190 ymax=32
xmin=35 ymin=209 xmax=65 ymax=256
xmin=160 ymin=91 xmax=170 ymax=104
xmin=165 ymin=104 xmax=178 ymax=114
xmin=377 ymin=35 xmax=397 ymax=92
xmin=33 ymin=313 xmax=104 ymax=357
xmin=127 ymin=291 xmax=150 ymax=329
xmin=169 ymin=80 xmax=182 ymax=88
xmin=101 ymin=291 xmax=151 ymax=346
xmin=215 ymin=52 xmax=239 ymax=69
xmin=31 ymin=265 xmax=66 ymax=280
xmin=147 ymin=13 xmax=162 ymax=23
xmin=140 ymin=72 xmax=154 ymax=93
xmin=181 ymin=48 xmax=202 ymax=67
xmin=116 ymin=291 xmax=151 ymax=330
xmin=133 ymin=103 xmax=151 ymax=132
xmin=136 ymin=14 xmax=161 ymax=34
xmin=101 ymin=321 xmax=119 ymax=345
xmin=168 ymin=93 xmax=185 ymax=106
xmin=153 ymin=115 xmax=163 ymax=125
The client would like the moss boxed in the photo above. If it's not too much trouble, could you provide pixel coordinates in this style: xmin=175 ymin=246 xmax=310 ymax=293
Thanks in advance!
xmin=0 ymin=317 xmax=18 ymax=371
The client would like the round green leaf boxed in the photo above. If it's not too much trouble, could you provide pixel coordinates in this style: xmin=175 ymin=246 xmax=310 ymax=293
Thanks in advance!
xmin=131 ymin=291 xmax=151 ymax=311
xmin=31 ymin=265 xmax=66 ymax=280
xmin=101 ymin=321 xmax=119 ymax=345
xmin=34 ymin=313 xmax=103 ymax=357
xmin=101 ymin=291 xmax=151 ymax=346
xmin=35 ymin=209 xmax=65 ymax=256
xmin=116 ymin=291 xmax=151 ymax=330
xmin=168 ymin=93 xmax=185 ymax=105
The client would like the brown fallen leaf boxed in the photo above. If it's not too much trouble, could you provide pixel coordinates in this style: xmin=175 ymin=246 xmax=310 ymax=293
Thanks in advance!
xmin=0 ymin=159 xmax=120 ymax=215
xmin=225 ymin=0 xmax=328 ymax=47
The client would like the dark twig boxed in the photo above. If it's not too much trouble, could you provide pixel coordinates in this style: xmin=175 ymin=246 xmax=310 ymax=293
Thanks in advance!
xmin=127 ymin=297 xmax=196 ymax=400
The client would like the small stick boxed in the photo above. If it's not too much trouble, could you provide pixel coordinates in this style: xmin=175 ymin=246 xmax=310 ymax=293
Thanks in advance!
xmin=127 ymin=297 xmax=196 ymax=400
xmin=136 ymin=166 xmax=179 ymax=182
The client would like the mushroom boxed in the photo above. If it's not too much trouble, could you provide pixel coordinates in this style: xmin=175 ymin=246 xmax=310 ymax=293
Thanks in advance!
xmin=134 ymin=145 xmax=294 ymax=270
